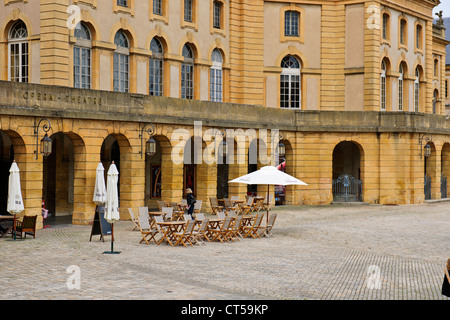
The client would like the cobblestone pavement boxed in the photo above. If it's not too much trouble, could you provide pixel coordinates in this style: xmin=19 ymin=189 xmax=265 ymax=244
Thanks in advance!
xmin=1 ymin=202 xmax=449 ymax=300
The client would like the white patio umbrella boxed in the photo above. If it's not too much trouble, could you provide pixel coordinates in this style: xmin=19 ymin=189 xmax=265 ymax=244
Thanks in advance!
xmin=93 ymin=162 xmax=107 ymax=205
xmin=104 ymin=161 xmax=120 ymax=254
xmin=229 ymin=165 xmax=307 ymax=223
xmin=7 ymin=161 xmax=24 ymax=240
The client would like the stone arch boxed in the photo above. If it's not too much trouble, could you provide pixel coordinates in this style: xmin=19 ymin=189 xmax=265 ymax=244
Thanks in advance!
xmin=332 ymin=140 xmax=364 ymax=202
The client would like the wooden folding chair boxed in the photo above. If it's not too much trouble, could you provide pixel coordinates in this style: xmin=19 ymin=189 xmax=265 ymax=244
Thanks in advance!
xmin=223 ymin=198 xmax=238 ymax=212
xmin=172 ymin=220 xmax=196 ymax=247
xmin=216 ymin=211 xmax=226 ymax=220
xmin=138 ymin=206 xmax=148 ymax=218
xmin=191 ymin=218 xmax=210 ymax=245
xmin=138 ymin=215 xmax=160 ymax=245
xmin=226 ymin=210 xmax=237 ymax=218
xmin=127 ymin=208 xmax=140 ymax=231
xmin=260 ymin=194 xmax=274 ymax=212
xmin=161 ymin=206 xmax=173 ymax=221
xmin=195 ymin=212 xmax=205 ymax=221
xmin=229 ymin=216 xmax=243 ymax=241
xmin=240 ymin=196 xmax=254 ymax=215
xmin=210 ymin=217 xmax=233 ymax=243
xmin=157 ymin=200 xmax=166 ymax=211
xmin=258 ymin=214 xmax=277 ymax=237
xmin=242 ymin=213 xmax=264 ymax=238
xmin=193 ymin=200 xmax=202 ymax=214
xmin=14 ymin=215 xmax=37 ymax=239
xmin=209 ymin=197 xmax=223 ymax=215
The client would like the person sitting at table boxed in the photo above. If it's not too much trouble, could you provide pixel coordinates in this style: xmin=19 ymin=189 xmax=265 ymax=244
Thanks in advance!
xmin=186 ymin=188 xmax=196 ymax=219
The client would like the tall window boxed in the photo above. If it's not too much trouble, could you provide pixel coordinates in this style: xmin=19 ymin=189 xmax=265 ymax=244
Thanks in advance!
xmin=8 ymin=21 xmax=28 ymax=83
xmin=184 ymin=0 xmax=193 ymax=22
xmin=117 ymin=0 xmax=127 ymax=7
xmin=210 ymin=49 xmax=223 ymax=102
xmin=149 ymin=37 xmax=164 ymax=96
xmin=153 ymin=0 xmax=162 ymax=15
xmin=280 ymin=55 xmax=301 ymax=109
xmin=433 ymin=90 xmax=438 ymax=114
xmin=399 ymin=19 xmax=407 ymax=45
xmin=213 ymin=1 xmax=222 ymax=29
xmin=73 ymin=23 xmax=91 ymax=89
xmin=113 ymin=31 xmax=129 ymax=93
xmin=284 ymin=11 xmax=299 ymax=37
xmin=434 ymin=59 xmax=439 ymax=77
xmin=181 ymin=44 xmax=194 ymax=99
xmin=380 ymin=61 xmax=386 ymax=111
xmin=414 ymin=67 xmax=420 ymax=112
xmin=398 ymin=65 xmax=404 ymax=111
xmin=416 ymin=24 xmax=423 ymax=50
xmin=382 ymin=14 xmax=389 ymax=40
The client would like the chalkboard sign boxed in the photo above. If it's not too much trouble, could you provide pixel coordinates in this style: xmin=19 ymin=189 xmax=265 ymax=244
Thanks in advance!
xmin=89 ymin=205 xmax=112 ymax=242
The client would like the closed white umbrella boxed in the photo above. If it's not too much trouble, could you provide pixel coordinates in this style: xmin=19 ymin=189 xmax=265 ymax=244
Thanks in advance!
xmin=93 ymin=162 xmax=107 ymax=205
xmin=7 ymin=161 xmax=24 ymax=240
xmin=229 ymin=165 xmax=307 ymax=223
xmin=105 ymin=162 xmax=120 ymax=223
xmin=104 ymin=161 xmax=120 ymax=254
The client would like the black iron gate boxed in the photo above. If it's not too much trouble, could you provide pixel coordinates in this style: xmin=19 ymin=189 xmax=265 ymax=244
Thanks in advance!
xmin=332 ymin=174 xmax=362 ymax=202
xmin=441 ymin=175 xmax=447 ymax=199
xmin=424 ymin=175 xmax=431 ymax=200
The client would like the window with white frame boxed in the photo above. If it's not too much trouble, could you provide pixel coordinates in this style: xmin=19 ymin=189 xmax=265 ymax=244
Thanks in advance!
xmin=414 ymin=67 xmax=420 ymax=112
xmin=210 ymin=49 xmax=223 ymax=102
xmin=73 ymin=23 xmax=92 ymax=89
xmin=213 ymin=1 xmax=222 ymax=29
xmin=184 ymin=0 xmax=193 ymax=22
xmin=149 ymin=37 xmax=164 ymax=96
xmin=280 ymin=55 xmax=301 ymax=109
xmin=284 ymin=11 xmax=299 ymax=37
xmin=8 ymin=21 xmax=28 ymax=83
xmin=181 ymin=44 xmax=194 ymax=99
xmin=380 ymin=61 xmax=386 ymax=111
xmin=113 ymin=31 xmax=129 ymax=93
xmin=398 ymin=65 xmax=404 ymax=111
xmin=117 ymin=0 xmax=127 ymax=7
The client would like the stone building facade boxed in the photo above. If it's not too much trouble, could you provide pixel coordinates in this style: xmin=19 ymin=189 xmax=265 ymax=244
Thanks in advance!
xmin=0 ymin=0 xmax=449 ymax=227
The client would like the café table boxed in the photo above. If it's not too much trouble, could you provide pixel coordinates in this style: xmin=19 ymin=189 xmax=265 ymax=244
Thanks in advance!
xmin=230 ymin=200 xmax=245 ymax=214
xmin=156 ymin=220 xmax=186 ymax=244
xmin=205 ymin=218 xmax=224 ymax=239
xmin=253 ymin=196 xmax=265 ymax=211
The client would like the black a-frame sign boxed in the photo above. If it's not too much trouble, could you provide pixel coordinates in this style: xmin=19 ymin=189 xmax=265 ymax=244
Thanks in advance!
xmin=89 ymin=205 xmax=112 ymax=242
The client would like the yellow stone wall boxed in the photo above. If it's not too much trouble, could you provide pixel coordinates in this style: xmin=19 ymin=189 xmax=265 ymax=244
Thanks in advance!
xmin=0 ymin=0 xmax=449 ymax=228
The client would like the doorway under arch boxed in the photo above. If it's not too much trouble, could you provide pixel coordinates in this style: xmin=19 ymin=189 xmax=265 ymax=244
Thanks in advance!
xmin=332 ymin=141 xmax=363 ymax=202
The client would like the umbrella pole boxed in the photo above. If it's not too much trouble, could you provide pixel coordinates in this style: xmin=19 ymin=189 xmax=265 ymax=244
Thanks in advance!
xmin=103 ymin=223 xmax=121 ymax=254
xmin=13 ymin=215 xmax=16 ymax=241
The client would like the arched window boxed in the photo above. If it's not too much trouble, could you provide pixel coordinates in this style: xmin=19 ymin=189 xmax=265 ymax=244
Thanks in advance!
xmin=73 ymin=23 xmax=91 ymax=89
xmin=380 ymin=61 xmax=386 ymax=111
xmin=280 ymin=55 xmax=301 ymax=109
xmin=181 ymin=44 xmax=194 ymax=99
xmin=398 ymin=64 xmax=404 ymax=111
xmin=210 ymin=49 xmax=223 ymax=102
xmin=149 ymin=37 xmax=164 ymax=96
xmin=8 ymin=21 xmax=28 ymax=82
xmin=113 ymin=31 xmax=129 ymax=93
xmin=414 ymin=67 xmax=420 ymax=112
